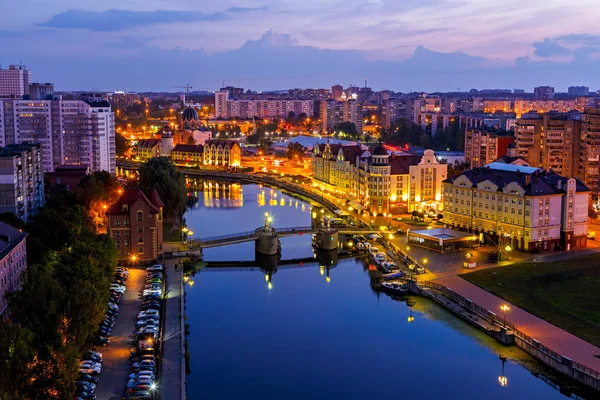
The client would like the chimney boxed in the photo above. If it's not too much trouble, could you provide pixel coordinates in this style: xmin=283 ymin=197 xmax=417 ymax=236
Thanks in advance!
xmin=506 ymin=143 xmax=518 ymax=158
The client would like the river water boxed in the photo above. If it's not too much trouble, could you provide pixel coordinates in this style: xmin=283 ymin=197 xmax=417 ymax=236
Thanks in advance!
xmin=183 ymin=182 xmax=588 ymax=400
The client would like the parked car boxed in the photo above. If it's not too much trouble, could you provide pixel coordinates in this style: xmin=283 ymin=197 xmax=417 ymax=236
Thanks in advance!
xmin=129 ymin=371 xmax=155 ymax=380
xmin=138 ymin=310 xmax=160 ymax=319
xmin=85 ymin=351 xmax=102 ymax=362
xmin=78 ymin=374 xmax=99 ymax=384
xmin=95 ymin=336 xmax=110 ymax=347
xmin=147 ymin=264 xmax=163 ymax=272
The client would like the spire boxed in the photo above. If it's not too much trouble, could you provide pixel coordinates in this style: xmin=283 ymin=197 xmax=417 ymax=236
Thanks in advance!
xmin=150 ymin=187 xmax=164 ymax=208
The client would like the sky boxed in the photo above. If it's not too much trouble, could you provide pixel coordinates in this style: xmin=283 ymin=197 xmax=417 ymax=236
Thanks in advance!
xmin=1 ymin=0 xmax=600 ymax=92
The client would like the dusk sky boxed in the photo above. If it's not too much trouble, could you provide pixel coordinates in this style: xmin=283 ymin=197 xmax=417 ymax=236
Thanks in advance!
xmin=2 ymin=0 xmax=600 ymax=92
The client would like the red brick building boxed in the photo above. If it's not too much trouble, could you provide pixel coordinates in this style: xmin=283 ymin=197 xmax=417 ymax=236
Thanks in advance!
xmin=46 ymin=164 xmax=91 ymax=191
xmin=107 ymin=188 xmax=164 ymax=262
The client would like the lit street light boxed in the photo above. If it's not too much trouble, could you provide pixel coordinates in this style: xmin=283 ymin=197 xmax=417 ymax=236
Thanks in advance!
xmin=150 ymin=382 xmax=158 ymax=400
xmin=500 ymin=304 xmax=510 ymax=328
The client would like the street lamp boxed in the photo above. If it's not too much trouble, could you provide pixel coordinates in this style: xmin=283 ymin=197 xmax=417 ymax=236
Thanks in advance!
xmin=498 ymin=356 xmax=508 ymax=387
xmin=150 ymin=382 xmax=157 ymax=400
xmin=500 ymin=304 xmax=510 ymax=328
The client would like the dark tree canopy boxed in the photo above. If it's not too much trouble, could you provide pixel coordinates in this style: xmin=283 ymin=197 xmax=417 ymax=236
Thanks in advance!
xmin=334 ymin=122 xmax=359 ymax=139
xmin=138 ymin=157 xmax=187 ymax=217
xmin=286 ymin=142 xmax=305 ymax=160
xmin=115 ymin=132 xmax=129 ymax=157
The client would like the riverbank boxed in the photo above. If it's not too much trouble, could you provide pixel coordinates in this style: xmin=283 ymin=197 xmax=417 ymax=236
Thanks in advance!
xmin=160 ymin=257 xmax=187 ymax=400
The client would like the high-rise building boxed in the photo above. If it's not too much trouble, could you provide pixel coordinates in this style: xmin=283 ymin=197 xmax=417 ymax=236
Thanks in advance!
xmin=464 ymin=129 xmax=515 ymax=168
xmin=320 ymin=100 xmax=363 ymax=135
xmin=534 ymin=86 xmax=555 ymax=100
xmin=443 ymin=163 xmax=589 ymax=252
xmin=515 ymin=113 xmax=581 ymax=178
xmin=331 ymin=85 xmax=343 ymax=101
xmin=28 ymin=83 xmax=54 ymax=100
xmin=0 ymin=143 xmax=44 ymax=221
xmin=578 ymin=108 xmax=600 ymax=198
xmin=214 ymin=91 xmax=229 ymax=119
xmin=0 ymin=98 xmax=115 ymax=173
xmin=0 ymin=65 xmax=32 ymax=98
xmin=568 ymin=86 xmax=590 ymax=96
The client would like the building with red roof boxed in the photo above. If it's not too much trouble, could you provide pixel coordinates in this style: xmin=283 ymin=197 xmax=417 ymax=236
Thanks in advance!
xmin=106 ymin=188 xmax=164 ymax=262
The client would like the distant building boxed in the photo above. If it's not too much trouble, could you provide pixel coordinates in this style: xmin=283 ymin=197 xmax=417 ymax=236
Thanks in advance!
xmin=464 ymin=129 xmax=515 ymax=168
xmin=171 ymin=144 xmax=204 ymax=166
xmin=0 ymin=98 xmax=115 ymax=173
xmin=579 ymin=108 xmax=600 ymax=198
xmin=28 ymin=83 xmax=54 ymax=100
xmin=331 ymin=85 xmax=343 ymax=101
xmin=214 ymin=91 xmax=229 ymax=119
xmin=107 ymin=188 xmax=163 ymax=262
xmin=203 ymin=140 xmax=241 ymax=168
xmin=191 ymin=127 xmax=212 ymax=145
xmin=47 ymin=164 xmax=91 ymax=191
xmin=534 ymin=86 xmax=555 ymax=100
xmin=137 ymin=139 xmax=161 ymax=161
xmin=0 ymin=143 xmax=44 ymax=221
xmin=0 ymin=221 xmax=28 ymax=319
xmin=443 ymin=162 xmax=589 ymax=252
xmin=320 ymin=100 xmax=363 ymax=135
xmin=568 ymin=86 xmax=589 ymax=96
xmin=0 ymin=65 xmax=32 ymax=98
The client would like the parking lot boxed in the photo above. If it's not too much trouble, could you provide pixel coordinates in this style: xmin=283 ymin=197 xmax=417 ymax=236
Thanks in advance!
xmin=95 ymin=268 xmax=145 ymax=400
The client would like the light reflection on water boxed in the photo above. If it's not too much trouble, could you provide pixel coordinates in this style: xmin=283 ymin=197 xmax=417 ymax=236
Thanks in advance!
xmin=183 ymin=183 xmax=591 ymax=400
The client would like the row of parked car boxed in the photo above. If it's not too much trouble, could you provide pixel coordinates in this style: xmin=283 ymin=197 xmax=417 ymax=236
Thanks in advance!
xmin=74 ymin=266 xmax=129 ymax=399
xmin=124 ymin=264 xmax=164 ymax=400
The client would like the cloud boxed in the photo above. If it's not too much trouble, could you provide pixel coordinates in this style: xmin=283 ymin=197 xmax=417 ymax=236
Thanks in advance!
xmin=533 ymin=38 xmax=570 ymax=57
xmin=39 ymin=7 xmax=267 ymax=32
xmin=555 ymin=34 xmax=600 ymax=46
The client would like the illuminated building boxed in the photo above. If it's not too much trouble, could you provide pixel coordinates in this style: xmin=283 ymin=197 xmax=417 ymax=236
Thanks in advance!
xmin=171 ymin=144 xmax=204 ymax=166
xmin=136 ymin=139 xmax=161 ymax=161
xmin=0 ymin=64 xmax=31 ymax=98
xmin=465 ymin=129 xmax=515 ymax=168
xmin=107 ymin=188 xmax=164 ymax=262
xmin=203 ymin=139 xmax=241 ymax=168
xmin=320 ymin=99 xmax=363 ymax=135
xmin=0 ymin=221 xmax=28 ymax=319
xmin=578 ymin=108 xmax=600 ymax=197
xmin=443 ymin=162 xmax=589 ymax=252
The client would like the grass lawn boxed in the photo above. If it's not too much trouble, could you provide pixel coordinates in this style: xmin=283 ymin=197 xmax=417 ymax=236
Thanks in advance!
xmin=462 ymin=254 xmax=600 ymax=347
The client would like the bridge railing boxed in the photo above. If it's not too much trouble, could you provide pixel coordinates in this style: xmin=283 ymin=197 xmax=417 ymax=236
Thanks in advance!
xmin=274 ymin=226 xmax=315 ymax=233
xmin=196 ymin=230 xmax=258 ymax=243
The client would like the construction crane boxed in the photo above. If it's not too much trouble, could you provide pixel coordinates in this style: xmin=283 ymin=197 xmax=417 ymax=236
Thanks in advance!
xmin=174 ymin=84 xmax=193 ymax=94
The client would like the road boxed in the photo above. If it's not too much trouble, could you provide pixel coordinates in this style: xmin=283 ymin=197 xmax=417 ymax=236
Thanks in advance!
xmin=95 ymin=268 xmax=145 ymax=400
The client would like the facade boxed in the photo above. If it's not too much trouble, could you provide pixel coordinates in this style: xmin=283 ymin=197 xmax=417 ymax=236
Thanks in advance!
xmin=47 ymin=164 xmax=91 ymax=191
xmin=513 ymin=99 xmax=577 ymax=117
xmin=107 ymin=188 xmax=164 ymax=262
xmin=203 ymin=140 xmax=241 ymax=167
xmin=171 ymin=144 xmax=204 ymax=166
xmin=0 ymin=65 xmax=32 ymax=98
xmin=579 ymin=108 xmax=600 ymax=197
xmin=214 ymin=92 xmax=315 ymax=119
xmin=443 ymin=162 xmax=589 ymax=252
xmin=312 ymin=143 xmax=446 ymax=215
xmin=534 ymin=86 xmax=555 ymax=100
xmin=28 ymin=83 xmax=54 ymax=100
xmin=0 ymin=143 xmax=44 ymax=221
xmin=320 ymin=100 xmax=363 ymax=135
xmin=137 ymin=139 xmax=161 ymax=161
xmin=515 ymin=113 xmax=581 ymax=178
xmin=0 ymin=98 xmax=116 ymax=173
xmin=0 ymin=221 xmax=28 ymax=318
xmin=214 ymin=91 xmax=229 ymax=119
xmin=568 ymin=86 xmax=590 ymax=96
xmin=464 ymin=128 xmax=515 ymax=168
xmin=331 ymin=85 xmax=343 ymax=101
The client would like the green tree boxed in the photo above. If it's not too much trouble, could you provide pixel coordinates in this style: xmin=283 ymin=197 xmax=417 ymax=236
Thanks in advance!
xmin=0 ymin=322 xmax=35 ymax=400
xmin=138 ymin=157 xmax=187 ymax=217
xmin=77 ymin=171 xmax=120 ymax=209
xmin=334 ymin=122 xmax=359 ymax=139
xmin=286 ymin=142 xmax=305 ymax=160
xmin=419 ymin=133 xmax=431 ymax=148
xmin=258 ymin=138 xmax=272 ymax=155
xmin=115 ymin=133 xmax=129 ymax=157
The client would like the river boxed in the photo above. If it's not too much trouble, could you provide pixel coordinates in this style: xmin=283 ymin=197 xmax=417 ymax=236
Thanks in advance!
xmin=182 ymin=182 xmax=589 ymax=399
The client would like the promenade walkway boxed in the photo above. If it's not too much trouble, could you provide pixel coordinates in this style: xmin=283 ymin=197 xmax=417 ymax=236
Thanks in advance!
xmin=160 ymin=258 xmax=186 ymax=400
xmin=437 ymin=275 xmax=600 ymax=372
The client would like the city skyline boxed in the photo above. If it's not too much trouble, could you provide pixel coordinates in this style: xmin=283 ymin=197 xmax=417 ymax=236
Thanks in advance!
xmin=1 ymin=1 xmax=600 ymax=91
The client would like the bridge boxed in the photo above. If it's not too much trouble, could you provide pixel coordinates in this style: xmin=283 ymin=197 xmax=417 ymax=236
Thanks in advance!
xmin=196 ymin=226 xmax=316 ymax=248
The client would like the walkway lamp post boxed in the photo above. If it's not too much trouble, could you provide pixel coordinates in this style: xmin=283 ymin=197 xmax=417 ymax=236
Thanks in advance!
xmin=500 ymin=304 xmax=510 ymax=328
xmin=150 ymin=382 xmax=157 ymax=400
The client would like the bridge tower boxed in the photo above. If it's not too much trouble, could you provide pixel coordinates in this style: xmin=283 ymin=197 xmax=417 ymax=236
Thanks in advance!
xmin=255 ymin=213 xmax=281 ymax=256
xmin=313 ymin=220 xmax=339 ymax=251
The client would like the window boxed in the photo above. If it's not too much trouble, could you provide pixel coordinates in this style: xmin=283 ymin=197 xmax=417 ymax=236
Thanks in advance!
xmin=137 ymin=227 xmax=143 ymax=233
xmin=116 ymin=241 xmax=120 ymax=247
xmin=115 ymin=220 xmax=120 ymax=227
xmin=137 ymin=211 xmax=143 ymax=222
xmin=124 ymin=220 xmax=129 ymax=226
xmin=138 ymin=246 xmax=144 ymax=254
xmin=138 ymin=237 xmax=144 ymax=243
xmin=125 ymin=240 xmax=129 ymax=247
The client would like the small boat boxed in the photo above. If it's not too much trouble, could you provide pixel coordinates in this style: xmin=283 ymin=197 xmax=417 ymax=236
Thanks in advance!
xmin=382 ymin=261 xmax=397 ymax=271
xmin=381 ymin=282 xmax=408 ymax=295
xmin=369 ymin=246 xmax=380 ymax=255
xmin=383 ymin=271 xmax=404 ymax=280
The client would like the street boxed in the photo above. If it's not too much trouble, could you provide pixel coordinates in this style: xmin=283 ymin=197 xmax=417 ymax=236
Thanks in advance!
xmin=95 ymin=268 xmax=145 ymax=400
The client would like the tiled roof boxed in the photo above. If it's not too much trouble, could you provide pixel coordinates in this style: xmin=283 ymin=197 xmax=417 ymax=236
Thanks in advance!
xmin=390 ymin=154 xmax=422 ymax=175
xmin=106 ymin=188 xmax=161 ymax=215
xmin=172 ymin=144 xmax=204 ymax=153
xmin=205 ymin=139 xmax=239 ymax=148
xmin=444 ymin=164 xmax=590 ymax=195
xmin=138 ymin=139 xmax=160 ymax=149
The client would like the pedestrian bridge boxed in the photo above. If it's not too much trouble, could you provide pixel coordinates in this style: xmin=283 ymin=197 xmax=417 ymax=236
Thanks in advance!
xmin=192 ymin=226 xmax=379 ymax=249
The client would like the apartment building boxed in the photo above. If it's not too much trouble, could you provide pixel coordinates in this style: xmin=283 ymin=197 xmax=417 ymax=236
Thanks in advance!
xmin=0 ymin=98 xmax=116 ymax=173
xmin=214 ymin=91 xmax=315 ymax=120
xmin=0 ymin=221 xmax=28 ymax=319
xmin=107 ymin=188 xmax=164 ymax=262
xmin=320 ymin=100 xmax=363 ymax=135
xmin=579 ymin=108 xmax=600 ymax=197
xmin=534 ymin=86 xmax=555 ymax=100
xmin=443 ymin=162 xmax=589 ymax=252
xmin=514 ymin=113 xmax=580 ymax=178
xmin=0 ymin=143 xmax=44 ymax=221
xmin=0 ymin=65 xmax=31 ymax=98
xmin=464 ymin=128 xmax=515 ymax=168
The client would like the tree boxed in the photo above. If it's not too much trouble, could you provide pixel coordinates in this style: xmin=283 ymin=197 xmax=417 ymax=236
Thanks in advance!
xmin=186 ymin=135 xmax=196 ymax=145
xmin=0 ymin=322 xmax=35 ymax=400
xmin=419 ymin=133 xmax=431 ymax=148
xmin=115 ymin=133 xmax=129 ymax=157
xmin=138 ymin=157 xmax=187 ymax=217
xmin=447 ymin=161 xmax=470 ymax=178
xmin=286 ymin=142 xmax=305 ymax=160
xmin=258 ymin=138 xmax=272 ymax=155
xmin=334 ymin=122 xmax=358 ymax=139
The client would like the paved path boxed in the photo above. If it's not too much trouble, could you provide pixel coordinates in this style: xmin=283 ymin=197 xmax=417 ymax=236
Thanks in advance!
xmin=160 ymin=259 xmax=186 ymax=400
xmin=96 ymin=268 xmax=145 ymax=400
xmin=436 ymin=275 xmax=600 ymax=372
